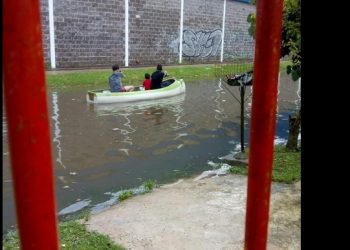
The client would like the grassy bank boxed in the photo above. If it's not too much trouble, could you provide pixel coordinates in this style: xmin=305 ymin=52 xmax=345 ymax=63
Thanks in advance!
xmin=46 ymin=60 xmax=291 ymax=88
xmin=229 ymin=144 xmax=300 ymax=183
xmin=3 ymin=221 xmax=126 ymax=250
xmin=46 ymin=65 xmax=214 ymax=88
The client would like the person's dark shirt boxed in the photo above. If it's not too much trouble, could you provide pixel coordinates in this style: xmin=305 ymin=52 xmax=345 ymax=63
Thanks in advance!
xmin=151 ymin=70 xmax=165 ymax=89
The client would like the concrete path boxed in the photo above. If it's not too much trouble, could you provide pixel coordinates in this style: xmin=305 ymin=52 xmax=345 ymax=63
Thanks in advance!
xmin=86 ymin=174 xmax=300 ymax=250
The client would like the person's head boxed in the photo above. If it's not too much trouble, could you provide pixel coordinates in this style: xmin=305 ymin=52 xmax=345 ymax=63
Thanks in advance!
xmin=112 ymin=64 xmax=120 ymax=71
xmin=156 ymin=64 xmax=162 ymax=71
xmin=145 ymin=73 xmax=150 ymax=79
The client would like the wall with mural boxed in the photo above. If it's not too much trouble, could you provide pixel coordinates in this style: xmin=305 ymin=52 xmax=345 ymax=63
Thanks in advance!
xmin=179 ymin=0 xmax=224 ymax=64
xmin=39 ymin=0 xmax=255 ymax=69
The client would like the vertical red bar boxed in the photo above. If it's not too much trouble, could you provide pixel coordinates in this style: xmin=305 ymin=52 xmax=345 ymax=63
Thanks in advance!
xmin=3 ymin=0 xmax=59 ymax=249
xmin=244 ymin=0 xmax=284 ymax=249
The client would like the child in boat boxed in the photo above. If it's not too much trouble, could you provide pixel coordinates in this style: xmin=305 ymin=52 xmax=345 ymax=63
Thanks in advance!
xmin=109 ymin=64 xmax=135 ymax=92
xmin=143 ymin=73 xmax=151 ymax=90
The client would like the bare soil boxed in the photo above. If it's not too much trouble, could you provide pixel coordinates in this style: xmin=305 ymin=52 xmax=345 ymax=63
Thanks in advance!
xmin=86 ymin=174 xmax=300 ymax=250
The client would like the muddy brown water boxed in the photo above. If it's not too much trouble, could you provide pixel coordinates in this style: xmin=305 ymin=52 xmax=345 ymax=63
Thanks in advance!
xmin=2 ymin=73 xmax=300 ymax=234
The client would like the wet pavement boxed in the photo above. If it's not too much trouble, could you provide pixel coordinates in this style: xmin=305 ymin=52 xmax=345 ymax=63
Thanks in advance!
xmin=86 ymin=172 xmax=300 ymax=250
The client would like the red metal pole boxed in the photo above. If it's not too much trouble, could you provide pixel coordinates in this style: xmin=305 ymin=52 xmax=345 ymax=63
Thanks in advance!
xmin=3 ymin=0 xmax=59 ymax=249
xmin=244 ymin=0 xmax=284 ymax=249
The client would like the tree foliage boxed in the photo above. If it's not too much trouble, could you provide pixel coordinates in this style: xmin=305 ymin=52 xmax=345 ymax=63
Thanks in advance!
xmin=281 ymin=0 xmax=301 ymax=80
xmin=247 ymin=13 xmax=256 ymax=39
xmin=247 ymin=0 xmax=257 ymax=39
xmin=247 ymin=0 xmax=301 ymax=81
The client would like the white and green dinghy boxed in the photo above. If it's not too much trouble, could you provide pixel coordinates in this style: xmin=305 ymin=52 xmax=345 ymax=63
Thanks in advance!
xmin=87 ymin=78 xmax=186 ymax=104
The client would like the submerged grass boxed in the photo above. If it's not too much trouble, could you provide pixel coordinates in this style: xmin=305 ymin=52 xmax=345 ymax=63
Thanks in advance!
xmin=3 ymin=181 xmax=159 ymax=249
xmin=118 ymin=190 xmax=134 ymax=201
xmin=3 ymin=221 xmax=126 ymax=250
xmin=118 ymin=179 xmax=156 ymax=201
xmin=60 ymin=208 xmax=91 ymax=223
xmin=229 ymin=144 xmax=300 ymax=184
xmin=143 ymin=179 xmax=156 ymax=192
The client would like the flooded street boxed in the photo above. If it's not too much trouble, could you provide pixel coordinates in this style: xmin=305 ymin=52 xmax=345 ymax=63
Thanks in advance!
xmin=2 ymin=73 xmax=300 ymax=234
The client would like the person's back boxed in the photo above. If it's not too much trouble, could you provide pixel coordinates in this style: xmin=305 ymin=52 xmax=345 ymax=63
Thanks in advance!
xmin=151 ymin=64 xmax=166 ymax=90
xmin=143 ymin=73 xmax=151 ymax=90
xmin=109 ymin=64 xmax=135 ymax=92
xmin=109 ymin=71 xmax=124 ymax=92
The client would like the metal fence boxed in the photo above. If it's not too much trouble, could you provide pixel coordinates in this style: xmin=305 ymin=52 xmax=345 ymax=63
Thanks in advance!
xmin=214 ymin=60 xmax=254 ymax=79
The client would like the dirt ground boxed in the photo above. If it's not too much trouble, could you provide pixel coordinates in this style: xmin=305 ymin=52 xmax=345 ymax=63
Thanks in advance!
xmin=86 ymin=174 xmax=300 ymax=250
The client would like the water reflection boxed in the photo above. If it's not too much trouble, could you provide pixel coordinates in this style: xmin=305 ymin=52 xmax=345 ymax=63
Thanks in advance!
xmin=113 ymin=112 xmax=135 ymax=149
xmin=88 ymin=94 xmax=187 ymax=157
xmin=143 ymin=106 xmax=166 ymax=126
xmin=2 ymin=112 xmax=8 ymax=142
xmin=213 ymin=79 xmax=228 ymax=126
xmin=277 ymin=72 xmax=281 ymax=114
xmin=3 ymin=110 xmax=9 ymax=158
xmin=295 ymin=78 xmax=301 ymax=110
xmin=171 ymin=106 xmax=187 ymax=130
xmin=52 ymin=92 xmax=66 ymax=168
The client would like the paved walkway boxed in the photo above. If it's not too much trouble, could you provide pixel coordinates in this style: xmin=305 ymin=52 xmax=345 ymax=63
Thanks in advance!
xmin=86 ymin=174 xmax=300 ymax=250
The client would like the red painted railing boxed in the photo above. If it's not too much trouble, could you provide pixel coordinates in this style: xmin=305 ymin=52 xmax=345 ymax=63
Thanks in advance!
xmin=3 ymin=0 xmax=59 ymax=249
xmin=3 ymin=0 xmax=284 ymax=249
xmin=244 ymin=0 xmax=284 ymax=249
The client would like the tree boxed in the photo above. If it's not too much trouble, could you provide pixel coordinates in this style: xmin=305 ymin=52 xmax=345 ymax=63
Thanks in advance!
xmin=246 ymin=0 xmax=256 ymax=39
xmin=247 ymin=0 xmax=301 ymax=150
xmin=247 ymin=0 xmax=300 ymax=80
xmin=281 ymin=0 xmax=301 ymax=81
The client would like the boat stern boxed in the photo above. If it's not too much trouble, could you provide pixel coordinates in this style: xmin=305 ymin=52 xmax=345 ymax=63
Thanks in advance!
xmin=86 ymin=91 xmax=95 ymax=103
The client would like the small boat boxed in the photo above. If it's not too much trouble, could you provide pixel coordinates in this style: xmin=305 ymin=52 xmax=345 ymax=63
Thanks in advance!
xmin=91 ymin=93 xmax=186 ymax=114
xmin=87 ymin=78 xmax=186 ymax=104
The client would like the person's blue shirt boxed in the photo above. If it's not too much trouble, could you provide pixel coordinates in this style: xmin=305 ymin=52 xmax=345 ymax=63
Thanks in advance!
xmin=109 ymin=72 xmax=124 ymax=92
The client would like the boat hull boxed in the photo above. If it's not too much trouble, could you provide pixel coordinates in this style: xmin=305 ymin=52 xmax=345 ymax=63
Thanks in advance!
xmin=87 ymin=78 xmax=186 ymax=104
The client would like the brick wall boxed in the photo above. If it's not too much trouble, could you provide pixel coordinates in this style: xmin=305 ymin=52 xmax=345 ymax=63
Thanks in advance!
xmin=52 ymin=0 xmax=125 ymax=68
xmin=40 ymin=0 xmax=255 ymax=69
xmin=224 ymin=1 xmax=255 ymax=61
xmin=40 ymin=0 xmax=50 ymax=67
xmin=129 ymin=0 xmax=181 ymax=66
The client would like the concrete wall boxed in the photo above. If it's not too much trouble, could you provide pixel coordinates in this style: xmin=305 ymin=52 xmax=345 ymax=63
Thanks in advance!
xmin=129 ymin=0 xmax=181 ymax=66
xmin=40 ymin=0 xmax=50 ymax=67
xmin=224 ymin=1 xmax=255 ymax=61
xmin=39 ymin=0 xmax=255 ymax=69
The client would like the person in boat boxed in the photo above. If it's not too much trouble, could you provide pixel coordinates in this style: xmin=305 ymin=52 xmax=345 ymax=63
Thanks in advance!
xmin=143 ymin=73 xmax=151 ymax=90
xmin=109 ymin=64 xmax=135 ymax=92
xmin=151 ymin=64 xmax=168 ymax=89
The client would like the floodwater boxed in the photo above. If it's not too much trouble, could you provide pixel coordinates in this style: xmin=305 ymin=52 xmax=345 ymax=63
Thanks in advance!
xmin=2 ymin=73 xmax=300 ymax=234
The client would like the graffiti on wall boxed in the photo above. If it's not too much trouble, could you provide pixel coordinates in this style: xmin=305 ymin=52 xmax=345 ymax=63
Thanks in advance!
xmin=168 ymin=29 xmax=255 ymax=60
xmin=182 ymin=29 xmax=222 ymax=58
